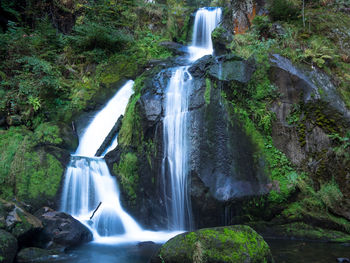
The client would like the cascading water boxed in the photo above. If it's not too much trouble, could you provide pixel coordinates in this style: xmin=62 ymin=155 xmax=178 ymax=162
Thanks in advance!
xmin=162 ymin=7 xmax=222 ymax=230
xmin=61 ymin=81 xmax=181 ymax=243
xmin=189 ymin=7 xmax=222 ymax=61
xmin=162 ymin=67 xmax=193 ymax=230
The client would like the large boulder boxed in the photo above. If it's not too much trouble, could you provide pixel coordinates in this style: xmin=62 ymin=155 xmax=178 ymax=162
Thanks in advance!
xmin=0 ymin=229 xmax=17 ymax=263
xmin=151 ymin=225 xmax=273 ymax=263
xmin=0 ymin=199 xmax=43 ymax=247
xmin=34 ymin=207 xmax=92 ymax=248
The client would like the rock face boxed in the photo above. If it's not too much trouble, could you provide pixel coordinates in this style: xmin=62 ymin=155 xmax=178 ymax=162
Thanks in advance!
xmin=108 ymin=54 xmax=270 ymax=229
xmin=269 ymin=54 xmax=350 ymax=221
xmin=151 ymin=225 xmax=273 ymax=263
xmin=0 ymin=229 xmax=18 ymax=263
xmin=34 ymin=207 xmax=92 ymax=248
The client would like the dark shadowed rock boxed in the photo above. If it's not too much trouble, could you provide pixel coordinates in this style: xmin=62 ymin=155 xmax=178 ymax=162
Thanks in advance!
xmin=208 ymin=54 xmax=256 ymax=83
xmin=17 ymin=247 xmax=63 ymax=263
xmin=95 ymin=115 xmax=123 ymax=156
xmin=0 ymin=199 xmax=43 ymax=247
xmin=151 ymin=225 xmax=273 ymax=263
xmin=212 ymin=26 xmax=234 ymax=56
xmin=0 ymin=229 xmax=17 ymax=263
xmin=34 ymin=207 xmax=92 ymax=248
xmin=337 ymin=258 xmax=350 ymax=263
xmin=159 ymin=42 xmax=188 ymax=56
xmin=270 ymin=54 xmax=350 ymax=124
xmin=139 ymin=92 xmax=163 ymax=123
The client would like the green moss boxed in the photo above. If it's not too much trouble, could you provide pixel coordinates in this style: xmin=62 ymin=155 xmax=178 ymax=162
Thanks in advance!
xmin=204 ymin=78 xmax=211 ymax=105
xmin=33 ymin=122 xmax=63 ymax=145
xmin=113 ymin=153 xmax=139 ymax=203
xmin=159 ymin=225 xmax=273 ymax=263
xmin=0 ymin=126 xmax=63 ymax=204
xmin=118 ymin=93 xmax=142 ymax=147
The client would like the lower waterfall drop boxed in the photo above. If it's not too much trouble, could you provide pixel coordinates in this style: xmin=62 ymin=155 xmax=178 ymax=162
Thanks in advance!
xmin=61 ymin=81 xmax=181 ymax=243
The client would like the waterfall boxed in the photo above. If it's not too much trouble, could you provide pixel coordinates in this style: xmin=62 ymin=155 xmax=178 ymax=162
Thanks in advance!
xmin=61 ymin=81 xmax=182 ymax=243
xmin=162 ymin=7 xmax=222 ymax=230
xmin=162 ymin=67 xmax=193 ymax=230
xmin=189 ymin=7 xmax=222 ymax=61
xmin=61 ymin=6 xmax=221 ymax=243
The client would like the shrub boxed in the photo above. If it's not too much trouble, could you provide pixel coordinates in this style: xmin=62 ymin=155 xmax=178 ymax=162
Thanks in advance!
xmin=268 ymin=0 xmax=299 ymax=21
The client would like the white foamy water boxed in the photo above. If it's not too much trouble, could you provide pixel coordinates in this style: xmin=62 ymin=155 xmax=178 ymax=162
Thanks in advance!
xmin=61 ymin=81 xmax=182 ymax=243
xmin=189 ymin=7 xmax=222 ymax=61
xmin=162 ymin=7 xmax=221 ymax=231
xmin=162 ymin=67 xmax=193 ymax=230
xmin=75 ymin=80 xmax=134 ymax=157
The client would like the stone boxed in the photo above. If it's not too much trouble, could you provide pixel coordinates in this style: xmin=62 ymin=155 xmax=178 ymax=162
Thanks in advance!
xmin=159 ymin=42 xmax=188 ymax=56
xmin=34 ymin=207 xmax=92 ymax=248
xmin=208 ymin=54 xmax=256 ymax=84
xmin=95 ymin=115 xmax=123 ymax=156
xmin=212 ymin=26 xmax=234 ymax=56
xmin=151 ymin=225 xmax=273 ymax=263
xmin=0 ymin=229 xmax=17 ymax=263
xmin=139 ymin=92 xmax=163 ymax=123
xmin=17 ymin=247 xmax=62 ymax=263
xmin=0 ymin=199 xmax=43 ymax=246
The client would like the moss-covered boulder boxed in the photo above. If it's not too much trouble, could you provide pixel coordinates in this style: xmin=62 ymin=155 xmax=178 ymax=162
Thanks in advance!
xmin=151 ymin=225 xmax=273 ymax=263
xmin=0 ymin=199 xmax=43 ymax=247
xmin=0 ymin=229 xmax=18 ymax=263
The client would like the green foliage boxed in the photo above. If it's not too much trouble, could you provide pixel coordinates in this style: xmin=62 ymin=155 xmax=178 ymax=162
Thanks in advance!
xmin=113 ymin=153 xmax=139 ymax=202
xmin=268 ymin=0 xmax=300 ymax=21
xmin=0 ymin=127 xmax=63 ymax=203
xmin=33 ymin=122 xmax=63 ymax=145
xmin=301 ymin=37 xmax=338 ymax=68
xmin=68 ymin=21 xmax=133 ymax=55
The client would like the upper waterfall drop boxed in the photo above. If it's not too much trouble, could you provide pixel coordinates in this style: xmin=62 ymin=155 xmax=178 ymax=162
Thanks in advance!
xmin=75 ymin=80 xmax=134 ymax=157
xmin=162 ymin=7 xmax=222 ymax=231
xmin=189 ymin=7 xmax=222 ymax=61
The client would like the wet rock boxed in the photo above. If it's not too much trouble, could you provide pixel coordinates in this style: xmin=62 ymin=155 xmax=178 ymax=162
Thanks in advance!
xmin=34 ymin=207 xmax=92 ymax=248
xmin=337 ymin=258 xmax=350 ymax=263
xmin=188 ymin=54 xmax=256 ymax=84
xmin=0 ymin=199 xmax=43 ymax=247
xmin=95 ymin=115 xmax=123 ymax=156
xmin=212 ymin=26 xmax=234 ymax=56
xmin=159 ymin=42 xmax=188 ymax=56
xmin=208 ymin=54 xmax=256 ymax=84
xmin=17 ymin=247 xmax=62 ymax=263
xmin=188 ymin=55 xmax=214 ymax=78
xmin=139 ymin=92 xmax=163 ymax=123
xmin=269 ymin=23 xmax=286 ymax=37
xmin=270 ymin=54 xmax=350 ymax=124
xmin=151 ymin=225 xmax=273 ymax=263
xmin=0 ymin=229 xmax=17 ymax=263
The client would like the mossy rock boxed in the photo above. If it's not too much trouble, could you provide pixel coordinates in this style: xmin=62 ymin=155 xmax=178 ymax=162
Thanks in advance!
xmin=0 ymin=229 xmax=17 ymax=263
xmin=250 ymin=222 xmax=350 ymax=243
xmin=151 ymin=225 xmax=273 ymax=263
xmin=17 ymin=247 xmax=61 ymax=263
